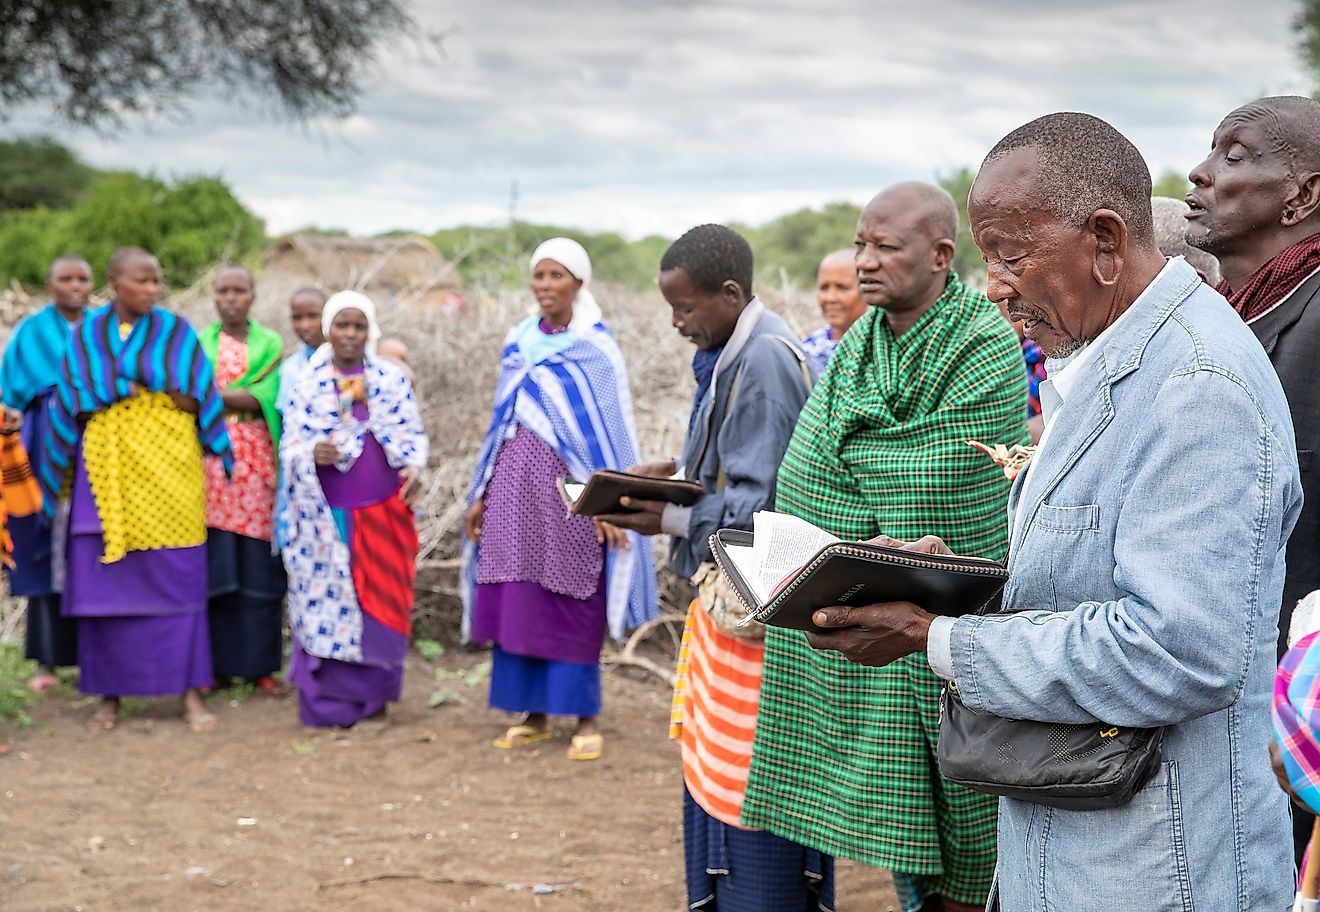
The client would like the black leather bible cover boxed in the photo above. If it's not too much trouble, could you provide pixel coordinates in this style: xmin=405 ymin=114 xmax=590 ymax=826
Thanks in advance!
xmin=709 ymin=529 xmax=1009 ymax=632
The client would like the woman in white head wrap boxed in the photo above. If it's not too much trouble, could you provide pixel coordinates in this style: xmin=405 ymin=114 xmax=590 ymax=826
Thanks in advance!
xmin=279 ymin=289 xmax=430 ymax=729
xmin=462 ymin=238 xmax=656 ymax=762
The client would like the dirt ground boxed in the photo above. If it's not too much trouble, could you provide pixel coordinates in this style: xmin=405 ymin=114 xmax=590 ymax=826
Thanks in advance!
xmin=0 ymin=647 xmax=899 ymax=912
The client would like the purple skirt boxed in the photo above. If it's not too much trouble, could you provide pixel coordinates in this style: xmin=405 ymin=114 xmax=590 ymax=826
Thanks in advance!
xmin=287 ymin=642 xmax=403 ymax=728
xmin=62 ymin=442 xmax=213 ymax=695
xmin=471 ymin=579 xmax=606 ymax=666
xmin=77 ymin=613 xmax=213 ymax=697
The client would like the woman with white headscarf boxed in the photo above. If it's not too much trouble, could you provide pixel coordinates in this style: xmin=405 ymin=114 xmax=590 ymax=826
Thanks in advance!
xmin=279 ymin=291 xmax=428 ymax=728
xmin=462 ymin=238 xmax=656 ymax=762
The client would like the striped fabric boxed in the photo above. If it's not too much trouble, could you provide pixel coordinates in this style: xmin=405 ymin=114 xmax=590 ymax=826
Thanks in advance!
xmin=461 ymin=312 xmax=656 ymax=643
xmin=0 ymin=432 xmax=41 ymax=518
xmin=670 ymin=598 xmax=765 ymax=827
xmin=40 ymin=303 xmax=231 ymax=516
xmin=742 ymin=274 xmax=1028 ymax=905
xmin=1274 ymin=630 xmax=1320 ymax=813
xmin=349 ymin=490 xmax=418 ymax=637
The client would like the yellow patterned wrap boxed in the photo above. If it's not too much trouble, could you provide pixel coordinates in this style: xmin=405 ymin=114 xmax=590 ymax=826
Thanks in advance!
xmin=82 ymin=391 xmax=206 ymax=563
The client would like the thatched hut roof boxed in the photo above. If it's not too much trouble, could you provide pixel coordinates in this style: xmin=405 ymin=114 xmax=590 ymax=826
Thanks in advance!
xmin=263 ymin=234 xmax=458 ymax=310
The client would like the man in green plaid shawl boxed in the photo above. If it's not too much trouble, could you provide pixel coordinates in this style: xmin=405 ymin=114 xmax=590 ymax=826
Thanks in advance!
xmin=741 ymin=182 xmax=1028 ymax=912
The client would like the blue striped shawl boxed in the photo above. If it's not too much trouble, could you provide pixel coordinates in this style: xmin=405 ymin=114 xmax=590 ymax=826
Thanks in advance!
xmin=1 ymin=304 xmax=77 ymax=412
xmin=39 ymin=303 xmax=232 ymax=513
xmin=461 ymin=315 xmax=657 ymax=642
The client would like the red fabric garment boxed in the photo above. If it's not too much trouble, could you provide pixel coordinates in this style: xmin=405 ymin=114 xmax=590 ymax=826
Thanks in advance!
xmin=349 ymin=487 xmax=417 ymax=637
xmin=205 ymin=332 xmax=277 ymax=540
xmin=1217 ymin=231 xmax=1320 ymax=323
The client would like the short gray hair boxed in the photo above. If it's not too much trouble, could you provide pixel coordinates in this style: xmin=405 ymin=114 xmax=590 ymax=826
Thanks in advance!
xmin=1151 ymin=197 xmax=1220 ymax=284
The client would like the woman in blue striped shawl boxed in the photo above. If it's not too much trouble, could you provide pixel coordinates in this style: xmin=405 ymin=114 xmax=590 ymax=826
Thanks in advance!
xmin=40 ymin=247 xmax=232 ymax=732
xmin=0 ymin=254 xmax=93 ymax=690
xmin=461 ymin=238 xmax=656 ymax=762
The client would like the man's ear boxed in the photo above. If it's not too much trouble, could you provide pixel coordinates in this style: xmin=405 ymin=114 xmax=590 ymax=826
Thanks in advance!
xmin=931 ymin=238 xmax=955 ymax=273
xmin=721 ymin=279 xmax=746 ymax=307
xmin=1283 ymin=172 xmax=1320 ymax=227
xmin=1090 ymin=210 xmax=1127 ymax=287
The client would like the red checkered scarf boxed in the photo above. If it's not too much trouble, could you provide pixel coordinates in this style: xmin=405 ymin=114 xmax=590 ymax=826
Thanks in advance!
xmin=1216 ymin=231 xmax=1320 ymax=323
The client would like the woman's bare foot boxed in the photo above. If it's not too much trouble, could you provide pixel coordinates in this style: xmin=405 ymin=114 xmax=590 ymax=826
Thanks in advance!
xmin=573 ymin=716 xmax=599 ymax=739
xmin=87 ymin=697 xmax=119 ymax=731
xmin=182 ymin=688 xmax=216 ymax=733
xmin=28 ymin=666 xmax=60 ymax=693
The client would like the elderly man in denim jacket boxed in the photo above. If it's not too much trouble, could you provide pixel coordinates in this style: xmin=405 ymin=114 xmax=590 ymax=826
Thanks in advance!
xmin=808 ymin=113 xmax=1301 ymax=910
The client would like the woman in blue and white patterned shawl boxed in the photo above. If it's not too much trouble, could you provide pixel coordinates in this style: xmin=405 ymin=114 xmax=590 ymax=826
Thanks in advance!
xmin=462 ymin=238 xmax=656 ymax=762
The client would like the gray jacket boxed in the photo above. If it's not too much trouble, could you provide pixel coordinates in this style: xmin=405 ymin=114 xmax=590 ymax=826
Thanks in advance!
xmin=950 ymin=258 xmax=1300 ymax=911
xmin=668 ymin=300 xmax=815 ymax=579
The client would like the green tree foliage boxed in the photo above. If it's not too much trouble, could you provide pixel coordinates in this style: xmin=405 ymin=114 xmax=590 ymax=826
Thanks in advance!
xmin=431 ymin=222 xmax=671 ymax=290
xmin=0 ymin=171 xmax=264 ymax=288
xmin=0 ymin=137 xmax=94 ymax=209
xmin=0 ymin=0 xmax=417 ymax=127
xmin=936 ymin=167 xmax=984 ymax=283
xmin=1298 ymin=0 xmax=1320 ymax=95
xmin=1152 ymin=168 xmax=1191 ymax=200
xmin=737 ymin=202 xmax=862 ymax=291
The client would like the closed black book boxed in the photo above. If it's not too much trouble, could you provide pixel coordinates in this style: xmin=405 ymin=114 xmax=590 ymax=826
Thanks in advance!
xmin=556 ymin=471 xmax=704 ymax=517
xmin=709 ymin=528 xmax=1008 ymax=633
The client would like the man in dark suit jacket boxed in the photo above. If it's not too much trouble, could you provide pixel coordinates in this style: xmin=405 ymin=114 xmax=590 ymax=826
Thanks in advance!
xmin=1188 ymin=94 xmax=1320 ymax=863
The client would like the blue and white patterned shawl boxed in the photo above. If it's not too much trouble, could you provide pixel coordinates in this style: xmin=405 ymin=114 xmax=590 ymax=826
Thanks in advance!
xmin=461 ymin=313 xmax=657 ymax=642
xmin=279 ymin=349 xmax=428 ymax=664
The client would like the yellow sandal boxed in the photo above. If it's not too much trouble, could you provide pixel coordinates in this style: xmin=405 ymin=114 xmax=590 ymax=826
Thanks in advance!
xmin=493 ymin=723 xmax=552 ymax=749
xmin=567 ymin=733 xmax=603 ymax=761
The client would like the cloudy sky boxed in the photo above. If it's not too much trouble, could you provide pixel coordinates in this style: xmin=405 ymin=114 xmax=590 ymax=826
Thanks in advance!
xmin=12 ymin=0 xmax=1311 ymax=238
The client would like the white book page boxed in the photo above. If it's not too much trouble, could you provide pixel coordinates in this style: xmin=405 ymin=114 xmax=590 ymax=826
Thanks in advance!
xmin=562 ymin=482 xmax=585 ymax=504
xmin=750 ymin=511 xmax=841 ymax=602
xmin=720 ymin=543 xmax=768 ymax=603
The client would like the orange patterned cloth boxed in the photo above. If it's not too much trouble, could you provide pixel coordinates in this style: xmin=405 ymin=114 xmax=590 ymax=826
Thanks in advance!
xmin=670 ymin=597 xmax=767 ymax=828
xmin=204 ymin=332 xmax=277 ymax=541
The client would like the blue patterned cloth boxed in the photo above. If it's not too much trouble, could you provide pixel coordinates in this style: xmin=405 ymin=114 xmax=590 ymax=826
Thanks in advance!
xmin=683 ymin=785 xmax=835 ymax=911
xmin=279 ymin=350 xmax=427 ymax=664
xmin=461 ymin=311 xmax=657 ymax=643
xmin=799 ymin=325 xmax=838 ymax=378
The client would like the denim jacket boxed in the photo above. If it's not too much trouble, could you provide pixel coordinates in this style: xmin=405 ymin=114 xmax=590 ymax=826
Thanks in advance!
xmin=949 ymin=258 xmax=1302 ymax=911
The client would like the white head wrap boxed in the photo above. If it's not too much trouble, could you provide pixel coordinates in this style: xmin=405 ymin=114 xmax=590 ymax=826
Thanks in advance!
xmin=320 ymin=290 xmax=382 ymax=358
xmin=529 ymin=237 xmax=601 ymax=330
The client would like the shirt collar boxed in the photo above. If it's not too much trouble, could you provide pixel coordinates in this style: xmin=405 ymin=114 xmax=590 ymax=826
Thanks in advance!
xmin=711 ymin=296 xmax=765 ymax=382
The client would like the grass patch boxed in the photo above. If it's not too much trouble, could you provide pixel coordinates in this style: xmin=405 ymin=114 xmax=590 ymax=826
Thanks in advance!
xmin=0 ymin=641 xmax=38 ymax=729
xmin=428 ymin=658 xmax=491 ymax=708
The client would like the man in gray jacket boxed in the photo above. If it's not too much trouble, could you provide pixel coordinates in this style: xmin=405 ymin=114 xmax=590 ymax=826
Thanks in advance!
xmin=599 ymin=223 xmax=823 ymax=910
xmin=805 ymin=114 xmax=1300 ymax=910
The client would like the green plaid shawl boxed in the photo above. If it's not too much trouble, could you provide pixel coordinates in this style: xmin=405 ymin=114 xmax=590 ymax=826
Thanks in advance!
xmin=741 ymin=274 xmax=1027 ymax=904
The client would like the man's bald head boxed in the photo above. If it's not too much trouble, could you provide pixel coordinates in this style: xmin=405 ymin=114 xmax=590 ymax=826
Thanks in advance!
xmin=980 ymin=112 xmax=1155 ymax=243
xmin=863 ymin=181 xmax=960 ymax=245
xmin=819 ymin=248 xmax=854 ymax=271
xmin=1218 ymin=96 xmax=1320 ymax=177
xmin=1186 ymin=96 xmax=1320 ymax=286
xmin=107 ymin=245 xmax=156 ymax=277
xmin=853 ymin=181 xmax=959 ymax=331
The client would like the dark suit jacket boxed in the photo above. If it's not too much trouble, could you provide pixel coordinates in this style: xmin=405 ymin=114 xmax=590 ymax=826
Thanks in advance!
xmin=1249 ymin=268 xmax=1320 ymax=655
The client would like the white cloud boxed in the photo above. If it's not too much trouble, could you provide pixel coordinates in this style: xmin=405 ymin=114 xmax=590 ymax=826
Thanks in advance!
xmin=5 ymin=0 xmax=1309 ymax=238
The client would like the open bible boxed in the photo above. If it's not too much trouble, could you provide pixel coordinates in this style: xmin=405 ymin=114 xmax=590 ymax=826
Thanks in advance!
xmin=709 ymin=511 xmax=1009 ymax=632
xmin=556 ymin=470 xmax=704 ymax=517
